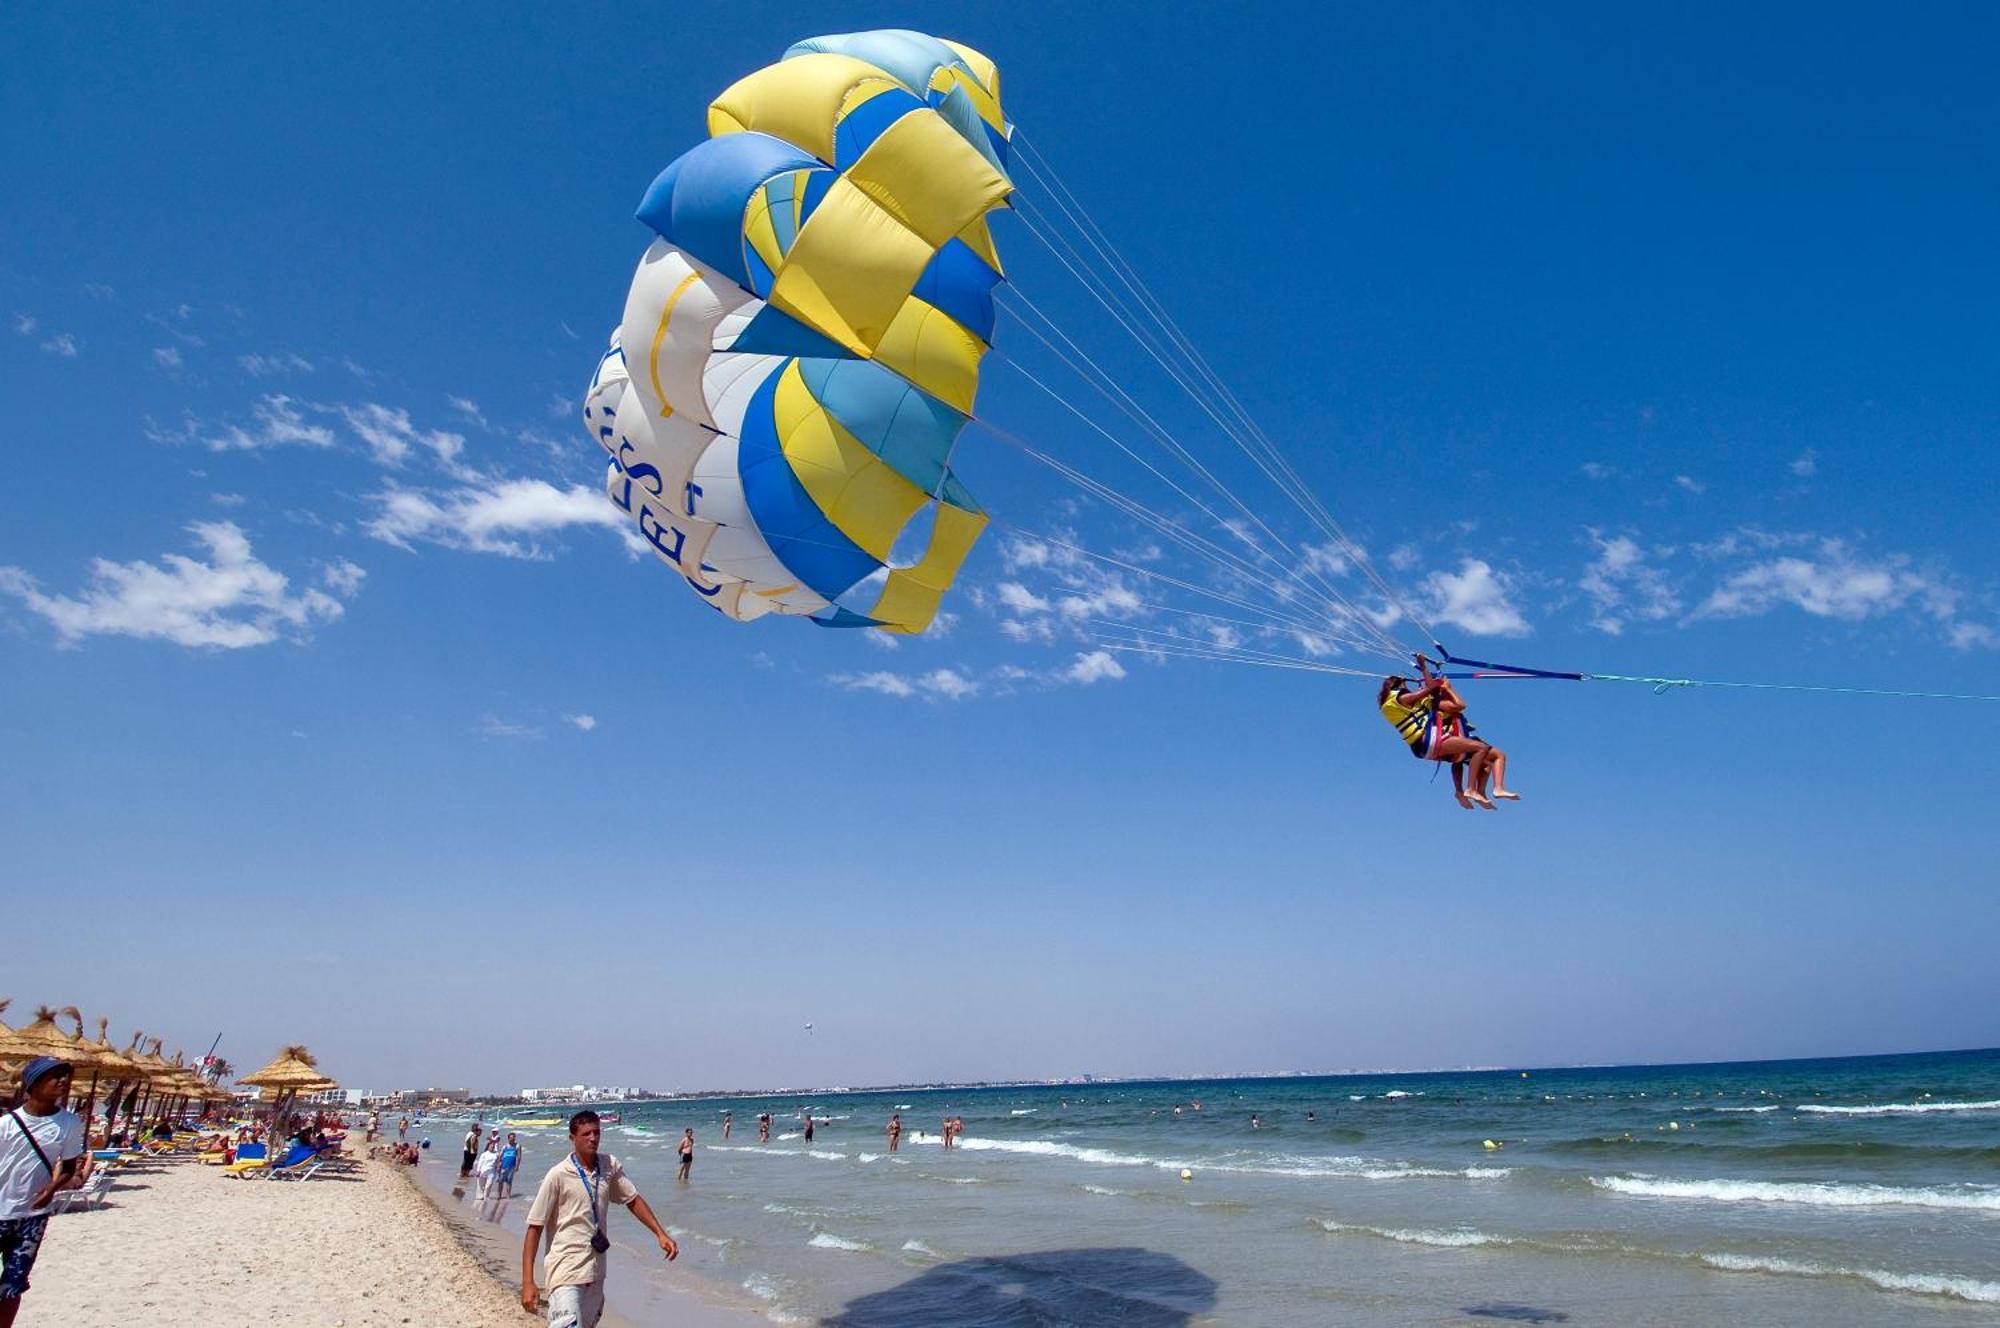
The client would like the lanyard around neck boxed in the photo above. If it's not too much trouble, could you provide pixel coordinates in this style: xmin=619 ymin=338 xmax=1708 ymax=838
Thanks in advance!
xmin=570 ymin=1153 xmax=601 ymax=1225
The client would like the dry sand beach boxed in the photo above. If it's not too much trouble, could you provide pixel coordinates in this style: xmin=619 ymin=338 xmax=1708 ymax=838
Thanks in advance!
xmin=28 ymin=1152 xmax=764 ymax=1326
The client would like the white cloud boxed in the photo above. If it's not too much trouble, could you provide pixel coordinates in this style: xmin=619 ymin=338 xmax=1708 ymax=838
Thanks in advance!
xmin=1693 ymin=540 xmax=1933 ymax=624
xmin=1426 ymin=559 xmax=1529 ymax=637
xmin=153 ymin=346 xmax=183 ymax=369
xmin=565 ymin=713 xmax=598 ymax=731
xmin=209 ymin=492 xmax=248 ymax=507
xmin=82 ymin=283 xmax=116 ymax=301
xmin=363 ymin=478 xmax=633 ymax=559
xmin=1790 ymin=451 xmax=1818 ymax=478
xmin=40 ymin=333 xmax=79 ymax=358
xmin=1000 ymin=617 xmax=1056 ymax=644
xmin=0 ymin=521 xmax=352 ymax=649
xmin=830 ymin=667 xmax=981 ymax=701
xmin=1674 ymin=475 xmax=1706 ymax=496
xmin=447 ymin=396 xmax=489 ymax=429
xmin=319 ymin=559 xmax=367 ymax=598
xmin=1579 ymin=533 xmax=1680 ymax=636
xmin=338 ymin=403 xmax=466 ymax=469
xmin=13 ymin=313 xmax=37 ymax=335
xmin=1581 ymin=462 xmax=1614 ymax=480
xmin=150 ymin=394 xmax=336 ymax=452
xmin=832 ymin=670 xmax=916 ymax=698
xmin=478 ymin=714 xmax=542 ymax=739
xmin=239 ymin=352 xmax=314 ymax=377
xmin=1062 ymin=650 xmax=1127 ymax=685
xmin=996 ymin=582 xmax=1052 ymax=615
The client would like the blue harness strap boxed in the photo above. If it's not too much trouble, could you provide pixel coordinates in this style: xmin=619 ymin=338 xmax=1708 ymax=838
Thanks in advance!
xmin=1433 ymin=641 xmax=1586 ymax=682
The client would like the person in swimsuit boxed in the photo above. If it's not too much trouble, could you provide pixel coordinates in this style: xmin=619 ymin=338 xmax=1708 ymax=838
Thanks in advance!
xmin=721 ymin=1111 xmax=731 ymax=1141
xmin=886 ymin=1113 xmax=902 ymax=1153
xmin=802 ymin=1112 xmax=815 ymax=1144
xmin=1378 ymin=656 xmax=1518 ymax=808
xmin=676 ymin=1129 xmax=693 ymax=1182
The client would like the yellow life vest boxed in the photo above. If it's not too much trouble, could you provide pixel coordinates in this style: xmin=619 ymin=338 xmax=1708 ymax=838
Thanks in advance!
xmin=1380 ymin=689 xmax=1435 ymax=751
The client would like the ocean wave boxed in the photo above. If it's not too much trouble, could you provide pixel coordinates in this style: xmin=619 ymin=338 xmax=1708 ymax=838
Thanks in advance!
xmin=808 ymin=1232 xmax=873 ymax=1253
xmin=807 ymin=1149 xmax=848 ymax=1161
xmin=1798 ymin=1098 xmax=2000 ymax=1116
xmin=762 ymin=1202 xmax=824 ymax=1217
xmin=857 ymin=1152 xmax=883 ymax=1163
xmin=1699 ymin=1253 xmax=2000 ymax=1305
xmin=952 ymin=1137 xmax=1154 ymax=1167
xmin=1011 ymin=1108 xmax=1038 ymax=1115
xmin=1590 ymin=1173 xmax=2000 ymax=1211
xmin=901 ymin=1240 xmax=940 ymax=1257
xmin=1381 ymin=1091 xmax=1423 ymax=1099
xmin=1081 ymin=1184 xmax=1131 ymax=1197
xmin=1711 ymin=1105 xmax=1781 ymax=1114
xmin=947 ymin=1136 xmax=1505 ymax=1183
xmin=1319 ymin=1220 xmax=1507 ymax=1248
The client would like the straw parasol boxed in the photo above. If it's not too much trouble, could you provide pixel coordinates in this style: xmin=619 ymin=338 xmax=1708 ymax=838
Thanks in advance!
xmin=0 ymin=1000 xmax=28 ymax=1078
xmin=62 ymin=1013 xmax=134 ymax=1126
xmin=239 ymin=1045 xmax=338 ymax=1132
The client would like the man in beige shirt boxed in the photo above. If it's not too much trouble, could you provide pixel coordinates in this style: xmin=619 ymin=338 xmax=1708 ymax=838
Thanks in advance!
xmin=521 ymin=1110 xmax=677 ymax=1326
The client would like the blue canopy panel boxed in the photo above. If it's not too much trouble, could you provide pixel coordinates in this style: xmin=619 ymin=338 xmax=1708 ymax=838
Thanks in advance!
xmin=911 ymin=239 xmax=1001 ymax=343
xmin=635 ymin=133 xmax=819 ymax=289
xmin=735 ymin=361 xmax=881 ymax=600
xmin=783 ymin=29 xmax=972 ymax=96
xmin=831 ymin=85 xmax=928 ymax=172
xmin=811 ymin=605 xmax=888 ymax=629
xmin=927 ymin=83 xmax=1009 ymax=173
xmin=794 ymin=358 xmax=967 ymax=496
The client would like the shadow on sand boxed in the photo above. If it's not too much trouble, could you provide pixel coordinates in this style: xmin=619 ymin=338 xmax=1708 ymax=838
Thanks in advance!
xmin=823 ymin=1247 xmax=1217 ymax=1327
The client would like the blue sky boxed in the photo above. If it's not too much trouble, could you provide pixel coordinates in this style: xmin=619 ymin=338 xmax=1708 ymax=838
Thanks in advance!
xmin=3 ymin=3 xmax=1995 ymax=1095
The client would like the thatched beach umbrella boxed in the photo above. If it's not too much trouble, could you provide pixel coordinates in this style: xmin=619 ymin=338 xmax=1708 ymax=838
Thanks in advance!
xmin=58 ymin=1012 xmax=129 ymax=1127
xmin=0 ymin=1000 xmax=29 ymax=1084
xmin=239 ymin=1046 xmax=336 ymax=1136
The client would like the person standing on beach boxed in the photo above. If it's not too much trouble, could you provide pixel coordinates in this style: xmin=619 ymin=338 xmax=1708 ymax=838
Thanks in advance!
xmin=677 ymin=1129 xmax=693 ymax=1182
xmin=1 ymin=1058 xmax=85 ymax=1328
xmin=758 ymin=1113 xmax=770 ymax=1144
xmin=499 ymin=1133 xmax=523 ymax=1197
xmin=461 ymin=1123 xmax=479 ymax=1178
xmin=721 ymin=1111 xmax=731 ymax=1140
xmin=398 ymin=1114 xmax=409 ymax=1143
xmin=522 ymin=1110 xmax=677 ymax=1328
xmin=802 ymin=1111 xmax=815 ymax=1145
xmin=887 ymin=1113 xmax=901 ymax=1153
xmin=474 ymin=1138 xmax=501 ymax=1200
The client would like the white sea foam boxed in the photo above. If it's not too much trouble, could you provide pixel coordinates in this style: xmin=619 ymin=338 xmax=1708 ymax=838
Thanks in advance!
xmin=901 ymin=1240 xmax=940 ymax=1257
xmin=776 ymin=1132 xmax=801 ymax=1141
xmin=807 ymin=1149 xmax=848 ymax=1162
xmin=1711 ymin=1105 xmax=1781 ymax=1113
xmin=1591 ymin=1174 xmax=2000 ymax=1211
xmin=808 ymin=1232 xmax=873 ymax=1252
xmin=1381 ymin=1090 xmax=1422 ymax=1099
xmin=1319 ymin=1220 xmax=1506 ymax=1248
xmin=951 ymin=1137 xmax=1154 ymax=1167
xmin=1081 ymin=1184 xmax=1130 ymax=1197
xmin=762 ymin=1202 xmax=822 ymax=1217
xmin=857 ymin=1153 xmax=883 ymax=1163
xmin=743 ymin=1274 xmax=783 ymax=1301
xmin=1798 ymin=1098 xmax=2000 ymax=1116
xmin=1011 ymin=1108 xmax=1038 ymax=1115
xmin=1348 ymin=1095 xmax=1365 ymax=1101
xmin=1699 ymin=1253 xmax=2000 ymax=1305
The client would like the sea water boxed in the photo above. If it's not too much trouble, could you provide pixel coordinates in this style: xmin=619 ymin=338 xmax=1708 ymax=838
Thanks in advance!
xmin=439 ymin=1047 xmax=2000 ymax=1325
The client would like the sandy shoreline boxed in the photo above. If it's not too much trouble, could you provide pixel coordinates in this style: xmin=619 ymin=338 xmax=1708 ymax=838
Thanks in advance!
xmin=402 ymin=1148 xmax=774 ymax=1327
xmin=30 ymin=1151 xmax=524 ymax=1325
xmin=27 ymin=1148 xmax=771 ymax=1325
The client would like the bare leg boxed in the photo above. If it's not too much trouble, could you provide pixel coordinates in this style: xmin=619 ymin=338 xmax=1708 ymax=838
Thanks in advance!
xmin=1489 ymin=748 xmax=1519 ymax=799
xmin=1451 ymin=761 xmax=1473 ymax=810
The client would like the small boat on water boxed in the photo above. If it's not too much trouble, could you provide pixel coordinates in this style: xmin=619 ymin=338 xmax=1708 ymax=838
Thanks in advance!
xmin=597 ymin=1112 xmax=622 ymax=1125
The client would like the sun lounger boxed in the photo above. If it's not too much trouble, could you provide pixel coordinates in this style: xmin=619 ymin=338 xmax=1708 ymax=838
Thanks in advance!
xmin=220 ymin=1142 xmax=271 ymax=1177
xmin=51 ymin=1171 xmax=113 ymax=1213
